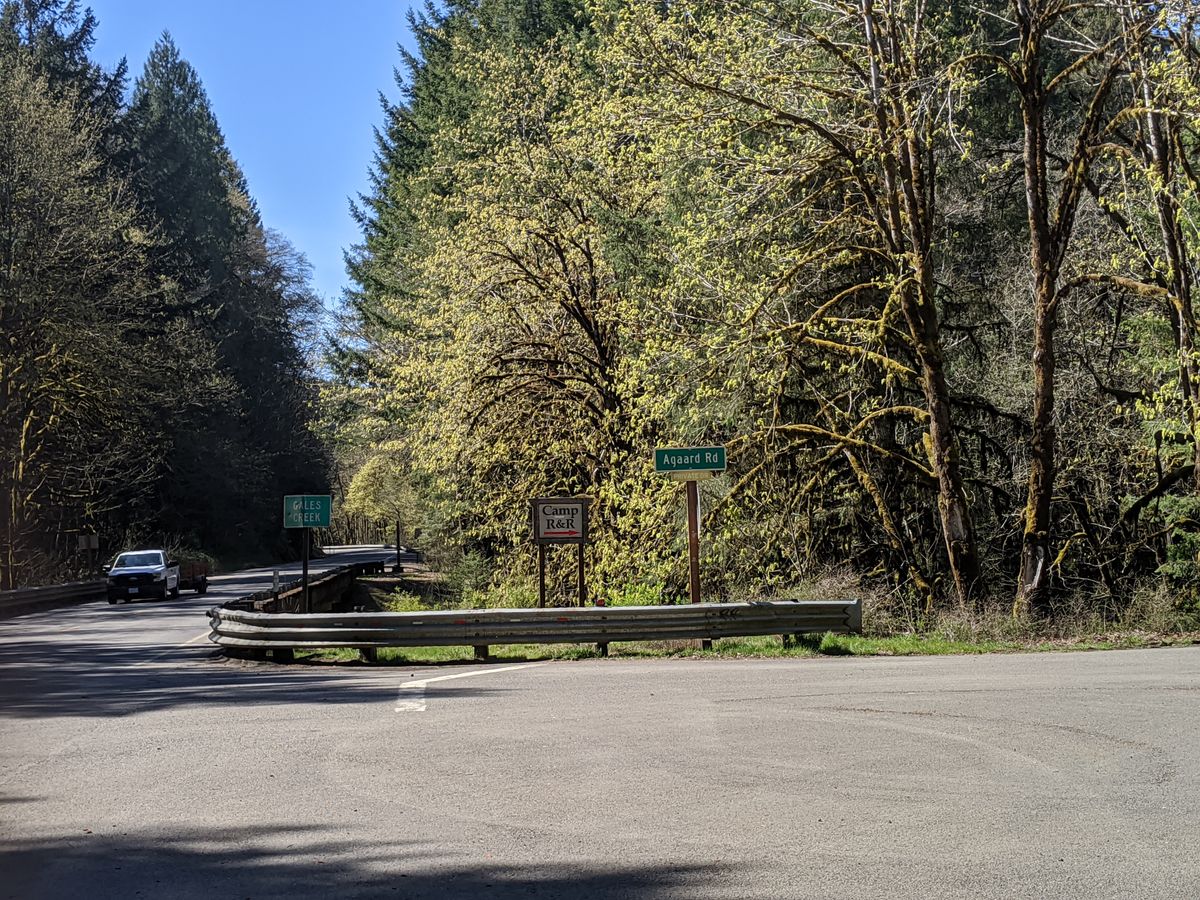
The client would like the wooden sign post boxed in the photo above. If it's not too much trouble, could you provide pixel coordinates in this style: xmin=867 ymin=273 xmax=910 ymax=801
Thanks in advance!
xmin=284 ymin=494 xmax=332 ymax=613
xmin=655 ymin=447 xmax=727 ymax=648
xmin=686 ymin=480 xmax=701 ymax=605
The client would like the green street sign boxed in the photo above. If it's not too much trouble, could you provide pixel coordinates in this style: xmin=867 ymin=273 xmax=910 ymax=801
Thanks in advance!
xmin=655 ymin=446 xmax=727 ymax=481
xmin=284 ymin=494 xmax=332 ymax=529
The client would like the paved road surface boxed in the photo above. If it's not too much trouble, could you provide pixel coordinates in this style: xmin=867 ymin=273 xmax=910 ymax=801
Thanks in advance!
xmin=1 ymin=563 xmax=1197 ymax=898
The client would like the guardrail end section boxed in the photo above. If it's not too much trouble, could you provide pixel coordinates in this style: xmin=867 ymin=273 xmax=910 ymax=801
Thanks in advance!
xmin=846 ymin=599 xmax=863 ymax=634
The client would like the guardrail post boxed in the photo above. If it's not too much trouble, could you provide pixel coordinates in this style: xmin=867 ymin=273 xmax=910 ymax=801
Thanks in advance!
xmin=596 ymin=642 xmax=608 ymax=657
xmin=473 ymin=644 xmax=489 ymax=661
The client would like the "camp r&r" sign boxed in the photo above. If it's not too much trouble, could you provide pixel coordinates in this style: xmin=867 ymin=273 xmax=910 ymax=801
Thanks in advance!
xmin=531 ymin=498 xmax=589 ymax=545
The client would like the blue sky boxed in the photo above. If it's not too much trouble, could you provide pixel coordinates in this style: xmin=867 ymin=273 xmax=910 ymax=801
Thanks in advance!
xmin=84 ymin=1 xmax=419 ymax=308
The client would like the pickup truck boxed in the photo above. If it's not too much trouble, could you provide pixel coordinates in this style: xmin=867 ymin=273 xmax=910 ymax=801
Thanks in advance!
xmin=105 ymin=550 xmax=180 ymax=603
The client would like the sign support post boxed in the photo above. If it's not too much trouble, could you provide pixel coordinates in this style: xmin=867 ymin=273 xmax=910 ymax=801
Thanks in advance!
xmin=686 ymin=480 xmax=701 ymax=605
xmin=655 ymin=447 xmax=726 ymax=648
xmin=538 ymin=544 xmax=547 ymax=608
xmin=284 ymin=494 xmax=332 ymax=614
xmin=577 ymin=540 xmax=586 ymax=607
xmin=302 ymin=527 xmax=310 ymax=614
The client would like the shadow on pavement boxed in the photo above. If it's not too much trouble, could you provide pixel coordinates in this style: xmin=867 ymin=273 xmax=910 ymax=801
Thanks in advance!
xmin=0 ymin=639 xmax=502 ymax=720
xmin=0 ymin=824 xmax=730 ymax=899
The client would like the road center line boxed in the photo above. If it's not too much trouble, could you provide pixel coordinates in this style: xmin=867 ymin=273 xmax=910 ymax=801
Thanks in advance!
xmin=394 ymin=663 xmax=545 ymax=713
xmin=128 ymin=632 xmax=213 ymax=667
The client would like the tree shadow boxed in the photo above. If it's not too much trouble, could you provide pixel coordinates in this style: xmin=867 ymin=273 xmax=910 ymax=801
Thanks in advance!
xmin=0 ymin=824 xmax=729 ymax=899
xmin=0 ymin=639 xmax=503 ymax=720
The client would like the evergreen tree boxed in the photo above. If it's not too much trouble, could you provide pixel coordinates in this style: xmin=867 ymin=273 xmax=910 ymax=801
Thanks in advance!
xmin=0 ymin=0 xmax=126 ymax=123
xmin=122 ymin=35 xmax=329 ymax=558
xmin=123 ymin=34 xmax=243 ymax=293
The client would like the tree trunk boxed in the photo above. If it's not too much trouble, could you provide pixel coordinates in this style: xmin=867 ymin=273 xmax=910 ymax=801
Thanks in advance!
xmin=914 ymin=320 xmax=983 ymax=605
xmin=1015 ymin=22 xmax=1057 ymax=617
xmin=862 ymin=0 xmax=983 ymax=606
xmin=1010 ymin=1 xmax=1136 ymax=614
xmin=1141 ymin=76 xmax=1200 ymax=491
xmin=1018 ymin=275 xmax=1057 ymax=615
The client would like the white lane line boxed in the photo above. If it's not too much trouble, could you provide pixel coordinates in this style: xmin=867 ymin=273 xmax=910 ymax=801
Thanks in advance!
xmin=49 ymin=622 xmax=88 ymax=634
xmin=128 ymin=633 xmax=213 ymax=667
xmin=394 ymin=663 xmax=545 ymax=713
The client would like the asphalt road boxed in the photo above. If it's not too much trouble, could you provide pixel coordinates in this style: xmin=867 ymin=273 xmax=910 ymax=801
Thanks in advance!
xmin=1 ymin=560 xmax=1198 ymax=899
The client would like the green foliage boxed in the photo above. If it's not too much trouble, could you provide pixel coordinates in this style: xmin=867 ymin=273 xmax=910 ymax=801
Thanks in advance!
xmin=124 ymin=34 xmax=243 ymax=285
xmin=320 ymin=0 xmax=1200 ymax=623
xmin=448 ymin=549 xmax=492 ymax=604
xmin=0 ymin=6 xmax=328 ymax=587
xmin=604 ymin=582 xmax=670 ymax=607
xmin=115 ymin=34 xmax=330 ymax=562
xmin=385 ymin=590 xmax=429 ymax=612
xmin=0 ymin=47 xmax=152 ymax=586
xmin=469 ymin=575 xmax=539 ymax=609
xmin=302 ymin=628 xmax=1198 ymax=666
xmin=1151 ymin=495 xmax=1200 ymax=592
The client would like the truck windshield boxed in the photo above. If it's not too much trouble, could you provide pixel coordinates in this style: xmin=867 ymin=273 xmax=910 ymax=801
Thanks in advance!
xmin=113 ymin=552 xmax=163 ymax=568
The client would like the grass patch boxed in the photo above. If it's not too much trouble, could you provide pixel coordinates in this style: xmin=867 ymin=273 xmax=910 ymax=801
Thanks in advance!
xmin=1025 ymin=631 xmax=1199 ymax=652
xmin=293 ymin=628 xmax=1198 ymax=666
xmin=816 ymin=633 xmax=1019 ymax=655
xmin=298 ymin=643 xmax=608 ymax=665
xmin=294 ymin=570 xmax=1200 ymax=666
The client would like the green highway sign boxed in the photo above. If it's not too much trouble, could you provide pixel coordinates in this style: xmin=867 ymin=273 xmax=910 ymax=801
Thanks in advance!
xmin=284 ymin=494 xmax=332 ymax=529
xmin=654 ymin=446 xmax=727 ymax=481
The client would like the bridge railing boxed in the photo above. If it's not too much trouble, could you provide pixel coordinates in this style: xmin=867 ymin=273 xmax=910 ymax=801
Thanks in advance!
xmin=0 ymin=580 xmax=106 ymax=619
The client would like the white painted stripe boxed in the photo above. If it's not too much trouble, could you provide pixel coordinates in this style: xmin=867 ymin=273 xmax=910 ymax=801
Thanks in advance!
xmin=394 ymin=690 xmax=427 ymax=712
xmin=407 ymin=663 xmax=544 ymax=687
xmin=394 ymin=663 xmax=544 ymax=713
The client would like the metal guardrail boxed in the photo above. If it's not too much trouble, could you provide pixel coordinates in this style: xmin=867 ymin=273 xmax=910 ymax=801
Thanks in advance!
xmin=0 ymin=549 xmax=404 ymax=621
xmin=318 ymin=546 xmax=424 ymax=563
xmin=224 ymin=578 xmax=305 ymax=611
xmin=0 ymin=580 xmax=106 ymax=618
xmin=225 ymin=565 xmax=355 ymax=614
xmin=208 ymin=599 xmax=862 ymax=655
xmin=217 ymin=557 xmax=403 ymax=613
